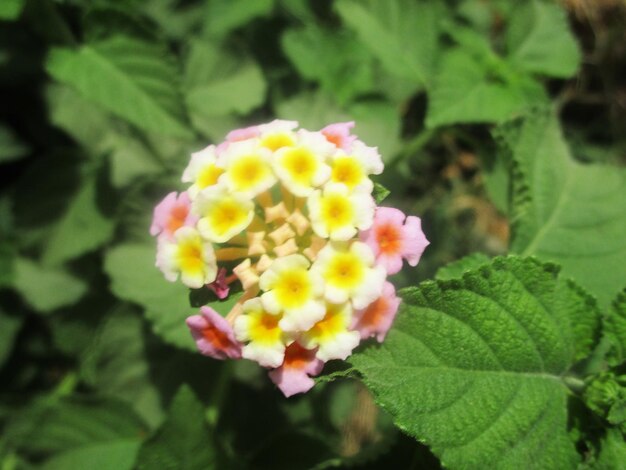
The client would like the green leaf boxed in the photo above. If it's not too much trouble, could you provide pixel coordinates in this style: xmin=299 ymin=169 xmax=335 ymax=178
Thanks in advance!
xmin=500 ymin=108 xmax=626 ymax=306
xmin=605 ymin=288 xmax=626 ymax=366
xmin=135 ymin=386 xmax=215 ymax=470
xmin=42 ymin=176 xmax=115 ymax=265
xmin=435 ymin=252 xmax=492 ymax=280
xmin=0 ymin=0 xmax=25 ymax=20
xmin=426 ymin=49 xmax=546 ymax=127
xmin=507 ymin=0 xmax=580 ymax=78
xmin=104 ymin=243 xmax=241 ymax=351
xmin=46 ymin=36 xmax=192 ymax=139
xmin=184 ymin=41 xmax=266 ymax=121
xmin=351 ymin=256 xmax=600 ymax=470
xmin=6 ymin=397 xmax=146 ymax=468
xmin=0 ymin=308 xmax=22 ymax=369
xmin=203 ymin=0 xmax=274 ymax=38
xmin=46 ymin=85 xmax=163 ymax=187
xmin=13 ymin=258 xmax=87 ymax=313
xmin=104 ymin=243 xmax=196 ymax=350
xmin=81 ymin=306 xmax=166 ymax=428
xmin=282 ymin=25 xmax=375 ymax=105
xmin=335 ymin=0 xmax=440 ymax=88
xmin=0 ymin=125 xmax=28 ymax=163
xmin=41 ymin=440 xmax=141 ymax=470
xmin=372 ymin=183 xmax=390 ymax=204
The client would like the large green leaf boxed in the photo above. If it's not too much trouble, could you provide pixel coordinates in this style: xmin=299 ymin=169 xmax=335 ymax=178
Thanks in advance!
xmin=104 ymin=243 xmax=241 ymax=351
xmin=135 ymin=386 xmax=216 ymax=470
xmin=351 ymin=256 xmax=600 ymax=470
xmin=46 ymin=36 xmax=192 ymax=139
xmin=506 ymin=0 xmax=580 ymax=78
xmin=184 ymin=41 xmax=266 ymax=122
xmin=282 ymin=25 xmax=375 ymax=105
xmin=499 ymin=109 xmax=626 ymax=306
xmin=335 ymin=0 xmax=440 ymax=88
xmin=426 ymin=48 xmax=546 ymax=128
xmin=42 ymin=176 xmax=115 ymax=265
xmin=13 ymin=258 xmax=87 ymax=313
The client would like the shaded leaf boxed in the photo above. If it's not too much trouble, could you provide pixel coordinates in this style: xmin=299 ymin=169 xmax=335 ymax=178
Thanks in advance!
xmin=335 ymin=0 xmax=440 ymax=88
xmin=351 ymin=256 xmax=600 ymax=470
xmin=13 ymin=258 xmax=87 ymax=313
xmin=0 ymin=0 xmax=25 ymax=20
xmin=184 ymin=41 xmax=266 ymax=118
xmin=0 ymin=125 xmax=28 ymax=163
xmin=203 ymin=0 xmax=274 ymax=38
xmin=135 ymin=386 xmax=215 ymax=470
xmin=507 ymin=0 xmax=580 ymax=78
xmin=282 ymin=25 xmax=375 ymax=104
xmin=46 ymin=36 xmax=192 ymax=139
xmin=0 ymin=307 xmax=22 ymax=369
xmin=43 ymin=176 xmax=115 ymax=265
xmin=426 ymin=49 xmax=546 ymax=127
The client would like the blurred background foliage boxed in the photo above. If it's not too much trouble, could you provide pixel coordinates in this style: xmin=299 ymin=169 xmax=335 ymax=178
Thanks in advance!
xmin=0 ymin=0 xmax=625 ymax=468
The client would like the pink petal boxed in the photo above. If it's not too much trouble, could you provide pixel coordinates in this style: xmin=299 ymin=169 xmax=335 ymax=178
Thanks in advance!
xmin=186 ymin=306 xmax=242 ymax=360
xmin=352 ymin=282 xmax=401 ymax=342
xmin=268 ymin=343 xmax=324 ymax=397
xmin=150 ymin=192 xmax=177 ymax=236
xmin=374 ymin=206 xmax=406 ymax=226
xmin=150 ymin=191 xmax=196 ymax=240
xmin=321 ymin=121 xmax=356 ymax=151
xmin=375 ymin=252 xmax=404 ymax=275
xmin=225 ymin=125 xmax=260 ymax=142
xmin=401 ymin=216 xmax=429 ymax=267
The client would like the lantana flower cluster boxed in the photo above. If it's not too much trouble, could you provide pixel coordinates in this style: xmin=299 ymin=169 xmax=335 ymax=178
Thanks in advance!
xmin=151 ymin=120 xmax=429 ymax=397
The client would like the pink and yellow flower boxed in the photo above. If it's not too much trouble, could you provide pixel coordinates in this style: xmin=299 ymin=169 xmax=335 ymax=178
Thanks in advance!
xmin=150 ymin=191 xmax=197 ymax=240
xmin=361 ymin=207 xmax=430 ymax=275
xmin=151 ymin=120 xmax=428 ymax=397
xmin=186 ymin=306 xmax=241 ymax=360
xmin=352 ymin=281 xmax=401 ymax=342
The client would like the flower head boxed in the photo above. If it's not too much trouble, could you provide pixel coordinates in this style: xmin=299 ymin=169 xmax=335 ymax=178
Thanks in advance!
xmin=151 ymin=120 xmax=428 ymax=397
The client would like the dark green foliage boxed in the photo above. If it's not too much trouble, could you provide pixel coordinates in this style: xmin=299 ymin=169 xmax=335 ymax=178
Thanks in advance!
xmin=1 ymin=1 xmax=625 ymax=469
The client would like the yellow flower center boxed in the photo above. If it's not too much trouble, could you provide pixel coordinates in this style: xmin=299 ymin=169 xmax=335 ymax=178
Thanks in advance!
xmin=229 ymin=154 xmax=271 ymax=192
xmin=208 ymin=199 xmax=250 ymax=239
xmin=274 ymin=269 xmax=312 ymax=308
xmin=261 ymin=133 xmax=295 ymax=151
xmin=320 ymin=193 xmax=353 ymax=231
xmin=331 ymin=157 xmax=363 ymax=189
xmin=249 ymin=312 xmax=283 ymax=345
xmin=282 ymin=148 xmax=317 ymax=184
xmin=325 ymin=252 xmax=364 ymax=289
xmin=177 ymin=238 xmax=203 ymax=274
xmin=197 ymin=164 xmax=223 ymax=189
xmin=307 ymin=306 xmax=346 ymax=342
